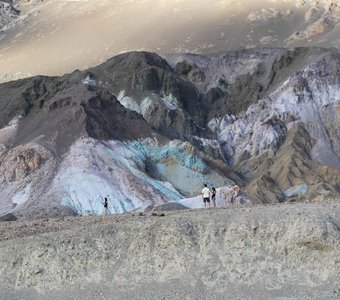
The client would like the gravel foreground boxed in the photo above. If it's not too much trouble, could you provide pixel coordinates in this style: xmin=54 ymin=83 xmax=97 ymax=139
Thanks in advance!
xmin=0 ymin=201 xmax=339 ymax=300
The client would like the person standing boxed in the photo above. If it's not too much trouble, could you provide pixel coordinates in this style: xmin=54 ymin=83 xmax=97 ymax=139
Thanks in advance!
xmin=230 ymin=186 xmax=241 ymax=205
xmin=103 ymin=197 xmax=108 ymax=216
xmin=201 ymin=183 xmax=211 ymax=208
xmin=211 ymin=187 xmax=217 ymax=208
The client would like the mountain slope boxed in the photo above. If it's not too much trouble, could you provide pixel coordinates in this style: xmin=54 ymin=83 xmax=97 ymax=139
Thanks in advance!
xmin=0 ymin=47 xmax=339 ymax=219
xmin=0 ymin=0 xmax=339 ymax=82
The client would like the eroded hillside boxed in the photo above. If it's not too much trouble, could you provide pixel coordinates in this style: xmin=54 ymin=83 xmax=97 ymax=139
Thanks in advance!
xmin=0 ymin=47 xmax=339 ymax=219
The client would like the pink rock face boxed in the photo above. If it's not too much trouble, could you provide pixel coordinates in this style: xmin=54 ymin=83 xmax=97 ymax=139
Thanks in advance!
xmin=2 ymin=145 xmax=51 ymax=182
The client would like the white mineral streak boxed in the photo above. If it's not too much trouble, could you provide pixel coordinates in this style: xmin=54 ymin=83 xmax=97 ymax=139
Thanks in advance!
xmin=0 ymin=115 xmax=22 ymax=145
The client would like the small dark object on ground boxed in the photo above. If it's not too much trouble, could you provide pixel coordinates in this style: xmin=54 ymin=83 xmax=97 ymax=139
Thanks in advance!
xmin=151 ymin=212 xmax=165 ymax=217
xmin=131 ymin=212 xmax=145 ymax=217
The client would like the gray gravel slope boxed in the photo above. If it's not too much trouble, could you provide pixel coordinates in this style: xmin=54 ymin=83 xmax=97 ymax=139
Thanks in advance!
xmin=0 ymin=201 xmax=339 ymax=299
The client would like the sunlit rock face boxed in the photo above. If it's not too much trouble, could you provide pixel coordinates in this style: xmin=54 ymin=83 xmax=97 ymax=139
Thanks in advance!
xmin=0 ymin=0 xmax=339 ymax=82
xmin=0 ymin=47 xmax=339 ymax=218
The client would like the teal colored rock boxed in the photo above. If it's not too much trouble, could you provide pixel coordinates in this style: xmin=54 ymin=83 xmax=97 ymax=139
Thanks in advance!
xmin=284 ymin=184 xmax=308 ymax=198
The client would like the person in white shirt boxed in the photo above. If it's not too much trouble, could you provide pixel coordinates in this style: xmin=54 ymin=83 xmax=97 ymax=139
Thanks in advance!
xmin=201 ymin=183 xmax=211 ymax=208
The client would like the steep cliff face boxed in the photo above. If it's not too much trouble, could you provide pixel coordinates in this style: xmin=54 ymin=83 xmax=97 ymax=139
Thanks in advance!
xmin=0 ymin=47 xmax=339 ymax=219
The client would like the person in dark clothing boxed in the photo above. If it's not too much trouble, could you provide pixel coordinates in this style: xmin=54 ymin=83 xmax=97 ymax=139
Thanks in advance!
xmin=103 ymin=197 xmax=108 ymax=216
xmin=211 ymin=187 xmax=217 ymax=208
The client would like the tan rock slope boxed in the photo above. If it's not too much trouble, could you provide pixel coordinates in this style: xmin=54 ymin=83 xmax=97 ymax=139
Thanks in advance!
xmin=0 ymin=201 xmax=339 ymax=299
xmin=0 ymin=0 xmax=339 ymax=82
